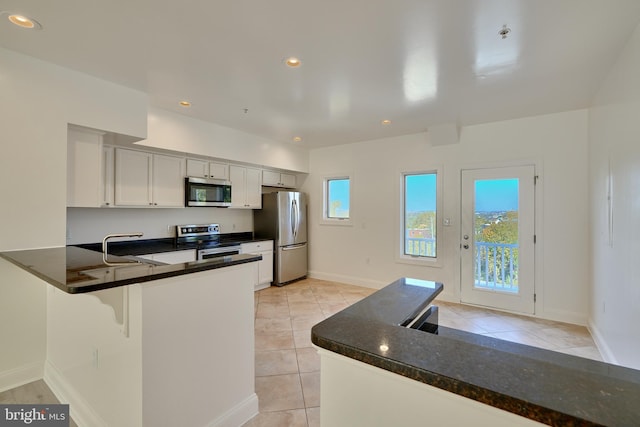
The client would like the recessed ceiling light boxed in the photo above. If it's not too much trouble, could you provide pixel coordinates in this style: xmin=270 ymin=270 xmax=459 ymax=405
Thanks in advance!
xmin=179 ymin=101 xmax=191 ymax=107
xmin=284 ymin=57 xmax=302 ymax=68
xmin=381 ymin=119 xmax=392 ymax=125
xmin=4 ymin=13 xmax=42 ymax=29
xmin=292 ymin=136 xmax=303 ymax=142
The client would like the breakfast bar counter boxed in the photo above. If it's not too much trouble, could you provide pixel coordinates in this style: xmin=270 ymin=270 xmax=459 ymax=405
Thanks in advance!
xmin=311 ymin=278 xmax=640 ymax=426
xmin=0 ymin=245 xmax=261 ymax=293
xmin=0 ymin=245 xmax=261 ymax=426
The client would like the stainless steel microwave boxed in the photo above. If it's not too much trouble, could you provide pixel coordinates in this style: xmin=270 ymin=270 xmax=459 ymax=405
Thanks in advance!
xmin=185 ymin=177 xmax=232 ymax=207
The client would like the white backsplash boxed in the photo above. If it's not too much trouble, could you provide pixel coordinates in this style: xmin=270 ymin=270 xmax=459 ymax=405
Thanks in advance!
xmin=66 ymin=207 xmax=253 ymax=244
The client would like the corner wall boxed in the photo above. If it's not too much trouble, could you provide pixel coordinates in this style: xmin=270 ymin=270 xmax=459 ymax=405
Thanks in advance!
xmin=588 ymin=21 xmax=640 ymax=369
xmin=304 ymin=110 xmax=589 ymax=324
xmin=0 ymin=46 xmax=147 ymax=390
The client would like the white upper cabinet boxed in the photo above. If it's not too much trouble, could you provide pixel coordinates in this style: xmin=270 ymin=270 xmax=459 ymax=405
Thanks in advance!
xmin=230 ymin=165 xmax=262 ymax=209
xmin=67 ymin=127 xmax=106 ymax=207
xmin=152 ymin=154 xmax=186 ymax=207
xmin=262 ymin=170 xmax=296 ymax=188
xmin=186 ymin=159 xmax=229 ymax=180
xmin=115 ymin=148 xmax=185 ymax=207
xmin=115 ymin=149 xmax=153 ymax=206
xmin=102 ymin=145 xmax=115 ymax=207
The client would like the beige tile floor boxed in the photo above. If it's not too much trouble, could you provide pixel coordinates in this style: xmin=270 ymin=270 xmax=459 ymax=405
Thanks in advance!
xmin=243 ymin=278 xmax=602 ymax=427
xmin=0 ymin=278 xmax=601 ymax=427
xmin=0 ymin=380 xmax=78 ymax=427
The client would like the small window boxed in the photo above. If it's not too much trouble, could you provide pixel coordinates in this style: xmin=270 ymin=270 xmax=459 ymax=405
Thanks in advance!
xmin=322 ymin=176 xmax=352 ymax=225
xmin=403 ymin=172 xmax=438 ymax=258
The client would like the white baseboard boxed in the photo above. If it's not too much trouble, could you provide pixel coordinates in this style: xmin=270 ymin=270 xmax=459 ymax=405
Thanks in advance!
xmin=307 ymin=270 xmax=386 ymax=289
xmin=209 ymin=393 xmax=259 ymax=427
xmin=587 ymin=320 xmax=618 ymax=365
xmin=44 ymin=360 xmax=108 ymax=427
xmin=535 ymin=307 xmax=588 ymax=326
xmin=0 ymin=361 xmax=44 ymax=393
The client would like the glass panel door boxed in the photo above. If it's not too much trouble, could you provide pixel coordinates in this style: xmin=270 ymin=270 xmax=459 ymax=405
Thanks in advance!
xmin=460 ymin=166 xmax=535 ymax=314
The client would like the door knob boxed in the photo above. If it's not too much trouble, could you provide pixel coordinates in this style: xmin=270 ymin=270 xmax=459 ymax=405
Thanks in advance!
xmin=463 ymin=244 xmax=469 ymax=249
xmin=463 ymin=235 xmax=469 ymax=240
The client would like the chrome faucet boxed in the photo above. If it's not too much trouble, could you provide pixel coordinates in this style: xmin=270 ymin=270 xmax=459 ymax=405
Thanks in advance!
xmin=102 ymin=232 xmax=144 ymax=266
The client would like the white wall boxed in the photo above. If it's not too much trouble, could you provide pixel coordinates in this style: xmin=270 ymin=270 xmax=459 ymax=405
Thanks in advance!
xmin=588 ymin=22 xmax=640 ymax=369
xmin=304 ymin=110 xmax=589 ymax=324
xmin=1 ymin=45 xmax=308 ymax=390
xmin=0 ymin=48 xmax=147 ymax=251
xmin=0 ymin=47 xmax=147 ymax=390
xmin=319 ymin=350 xmax=544 ymax=427
xmin=140 ymin=107 xmax=309 ymax=173
xmin=66 ymin=207 xmax=253 ymax=244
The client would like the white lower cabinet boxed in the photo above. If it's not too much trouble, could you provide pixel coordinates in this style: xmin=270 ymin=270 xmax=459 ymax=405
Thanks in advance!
xmin=240 ymin=241 xmax=274 ymax=290
xmin=138 ymin=250 xmax=196 ymax=264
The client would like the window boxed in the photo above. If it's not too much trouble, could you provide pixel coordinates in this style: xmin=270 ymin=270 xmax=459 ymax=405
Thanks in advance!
xmin=322 ymin=175 xmax=352 ymax=225
xmin=402 ymin=171 xmax=438 ymax=260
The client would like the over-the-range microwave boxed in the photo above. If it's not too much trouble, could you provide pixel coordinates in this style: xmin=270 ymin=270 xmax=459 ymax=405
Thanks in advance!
xmin=184 ymin=176 xmax=232 ymax=207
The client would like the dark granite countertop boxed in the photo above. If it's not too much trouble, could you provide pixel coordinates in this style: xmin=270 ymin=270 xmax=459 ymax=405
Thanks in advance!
xmin=74 ymin=232 xmax=271 ymax=256
xmin=311 ymin=277 xmax=640 ymax=426
xmin=0 ymin=246 xmax=262 ymax=294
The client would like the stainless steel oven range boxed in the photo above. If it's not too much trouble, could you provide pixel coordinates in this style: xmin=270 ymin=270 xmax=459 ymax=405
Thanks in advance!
xmin=176 ymin=223 xmax=241 ymax=261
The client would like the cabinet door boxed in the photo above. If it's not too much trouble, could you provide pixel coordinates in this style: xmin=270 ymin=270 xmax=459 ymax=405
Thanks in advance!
xmin=280 ymin=173 xmax=296 ymax=188
xmin=229 ymin=165 xmax=247 ymax=208
xmin=102 ymin=146 xmax=114 ymax=206
xmin=152 ymin=154 xmax=185 ymax=207
xmin=186 ymin=159 xmax=208 ymax=178
xmin=208 ymin=162 xmax=229 ymax=180
xmin=145 ymin=250 xmax=196 ymax=264
xmin=67 ymin=127 xmax=104 ymax=207
xmin=262 ymin=170 xmax=281 ymax=187
xmin=115 ymin=149 xmax=153 ymax=206
xmin=245 ymin=167 xmax=263 ymax=208
xmin=258 ymin=250 xmax=273 ymax=285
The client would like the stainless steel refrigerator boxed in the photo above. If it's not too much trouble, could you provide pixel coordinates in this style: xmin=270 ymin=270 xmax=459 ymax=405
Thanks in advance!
xmin=253 ymin=191 xmax=307 ymax=286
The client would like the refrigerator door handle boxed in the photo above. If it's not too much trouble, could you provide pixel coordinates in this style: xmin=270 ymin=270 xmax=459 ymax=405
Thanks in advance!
xmin=291 ymin=199 xmax=297 ymax=237
xmin=282 ymin=243 xmax=307 ymax=251
xmin=294 ymin=199 xmax=299 ymax=238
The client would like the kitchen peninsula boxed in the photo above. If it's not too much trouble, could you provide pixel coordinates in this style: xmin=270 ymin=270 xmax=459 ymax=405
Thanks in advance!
xmin=0 ymin=246 xmax=262 ymax=427
xmin=312 ymin=278 xmax=640 ymax=426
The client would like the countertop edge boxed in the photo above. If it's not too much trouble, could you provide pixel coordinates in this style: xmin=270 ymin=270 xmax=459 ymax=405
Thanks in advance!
xmin=310 ymin=323 xmax=596 ymax=427
xmin=310 ymin=279 xmax=636 ymax=427
xmin=0 ymin=248 xmax=262 ymax=294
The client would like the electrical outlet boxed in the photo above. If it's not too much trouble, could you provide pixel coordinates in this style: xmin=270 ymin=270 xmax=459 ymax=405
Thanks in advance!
xmin=92 ymin=347 xmax=99 ymax=369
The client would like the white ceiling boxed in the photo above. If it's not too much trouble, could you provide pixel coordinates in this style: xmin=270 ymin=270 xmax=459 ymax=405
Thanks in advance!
xmin=1 ymin=0 xmax=640 ymax=148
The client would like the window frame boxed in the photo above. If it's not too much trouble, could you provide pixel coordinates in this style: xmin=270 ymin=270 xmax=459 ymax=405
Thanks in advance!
xmin=397 ymin=168 xmax=443 ymax=266
xmin=321 ymin=174 xmax=353 ymax=226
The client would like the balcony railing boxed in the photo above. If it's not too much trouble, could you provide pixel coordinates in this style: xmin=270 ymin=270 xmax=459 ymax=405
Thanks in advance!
xmin=405 ymin=236 xmax=436 ymax=257
xmin=405 ymin=234 xmax=519 ymax=293
xmin=475 ymin=242 xmax=519 ymax=293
